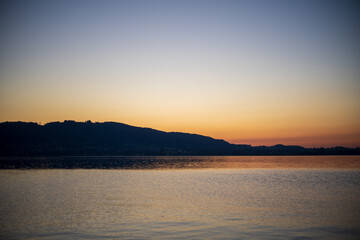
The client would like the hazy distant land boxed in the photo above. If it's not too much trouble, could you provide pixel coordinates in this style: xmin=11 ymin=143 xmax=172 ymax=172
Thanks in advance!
xmin=0 ymin=121 xmax=359 ymax=156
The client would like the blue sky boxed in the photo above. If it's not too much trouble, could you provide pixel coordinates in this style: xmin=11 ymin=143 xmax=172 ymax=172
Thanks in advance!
xmin=0 ymin=0 xmax=359 ymax=147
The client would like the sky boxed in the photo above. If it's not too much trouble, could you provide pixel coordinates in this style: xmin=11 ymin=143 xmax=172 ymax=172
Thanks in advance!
xmin=0 ymin=0 xmax=359 ymax=147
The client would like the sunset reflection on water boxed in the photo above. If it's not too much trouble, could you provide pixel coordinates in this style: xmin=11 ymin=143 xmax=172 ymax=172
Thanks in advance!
xmin=1 ymin=155 xmax=359 ymax=169
xmin=0 ymin=167 xmax=359 ymax=239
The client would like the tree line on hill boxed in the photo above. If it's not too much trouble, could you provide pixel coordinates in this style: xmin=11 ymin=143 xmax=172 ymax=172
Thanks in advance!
xmin=0 ymin=121 xmax=359 ymax=156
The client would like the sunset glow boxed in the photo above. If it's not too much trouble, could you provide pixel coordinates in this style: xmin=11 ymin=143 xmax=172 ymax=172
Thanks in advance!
xmin=0 ymin=0 xmax=359 ymax=147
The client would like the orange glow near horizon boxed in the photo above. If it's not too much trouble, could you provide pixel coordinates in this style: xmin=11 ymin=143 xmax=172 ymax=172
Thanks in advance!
xmin=0 ymin=110 xmax=359 ymax=148
xmin=0 ymin=1 xmax=359 ymax=148
xmin=227 ymin=134 xmax=360 ymax=148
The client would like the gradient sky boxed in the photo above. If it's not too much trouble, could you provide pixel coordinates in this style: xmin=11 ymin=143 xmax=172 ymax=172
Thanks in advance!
xmin=0 ymin=0 xmax=359 ymax=147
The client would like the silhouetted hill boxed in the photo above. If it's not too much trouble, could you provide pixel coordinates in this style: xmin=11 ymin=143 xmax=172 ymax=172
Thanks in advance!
xmin=0 ymin=121 xmax=359 ymax=156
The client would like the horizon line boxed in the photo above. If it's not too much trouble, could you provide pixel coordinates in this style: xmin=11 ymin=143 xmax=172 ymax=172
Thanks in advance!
xmin=1 ymin=120 xmax=359 ymax=149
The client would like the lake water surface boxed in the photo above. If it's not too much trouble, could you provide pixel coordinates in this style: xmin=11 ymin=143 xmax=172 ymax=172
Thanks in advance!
xmin=0 ymin=156 xmax=360 ymax=239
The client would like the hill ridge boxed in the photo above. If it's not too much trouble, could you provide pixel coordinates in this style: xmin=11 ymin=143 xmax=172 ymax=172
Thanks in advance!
xmin=0 ymin=120 xmax=359 ymax=156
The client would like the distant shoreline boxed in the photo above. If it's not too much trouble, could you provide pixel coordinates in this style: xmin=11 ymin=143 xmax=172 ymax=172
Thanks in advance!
xmin=1 ymin=121 xmax=359 ymax=156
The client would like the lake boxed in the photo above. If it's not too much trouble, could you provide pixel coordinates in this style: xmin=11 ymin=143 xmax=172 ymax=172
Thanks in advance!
xmin=0 ymin=156 xmax=360 ymax=239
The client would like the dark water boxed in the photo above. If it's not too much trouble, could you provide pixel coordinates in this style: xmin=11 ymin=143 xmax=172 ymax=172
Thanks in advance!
xmin=1 ymin=155 xmax=360 ymax=169
xmin=0 ymin=156 xmax=360 ymax=239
